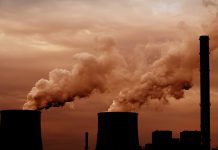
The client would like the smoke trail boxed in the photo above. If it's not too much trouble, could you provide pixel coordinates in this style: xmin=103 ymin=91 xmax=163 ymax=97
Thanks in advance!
xmin=108 ymin=40 xmax=196 ymax=112
xmin=23 ymin=0 xmax=218 ymax=111
xmin=203 ymin=0 xmax=218 ymax=51
xmin=208 ymin=14 xmax=218 ymax=51
xmin=108 ymin=21 xmax=218 ymax=111
xmin=108 ymin=0 xmax=218 ymax=112
xmin=202 ymin=0 xmax=218 ymax=7
xmin=23 ymin=37 xmax=124 ymax=110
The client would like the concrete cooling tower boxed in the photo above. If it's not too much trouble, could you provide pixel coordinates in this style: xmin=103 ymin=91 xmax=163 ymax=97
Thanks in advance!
xmin=0 ymin=110 xmax=43 ymax=150
xmin=96 ymin=112 xmax=140 ymax=150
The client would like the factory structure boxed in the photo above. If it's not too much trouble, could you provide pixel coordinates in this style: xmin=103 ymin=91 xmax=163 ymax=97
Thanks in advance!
xmin=0 ymin=36 xmax=215 ymax=150
xmin=144 ymin=130 xmax=202 ymax=150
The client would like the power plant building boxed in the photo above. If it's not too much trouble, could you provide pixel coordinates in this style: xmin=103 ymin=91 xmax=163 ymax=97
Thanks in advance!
xmin=144 ymin=130 xmax=203 ymax=150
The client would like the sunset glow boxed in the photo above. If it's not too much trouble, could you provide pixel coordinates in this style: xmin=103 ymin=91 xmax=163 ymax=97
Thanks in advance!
xmin=0 ymin=0 xmax=218 ymax=150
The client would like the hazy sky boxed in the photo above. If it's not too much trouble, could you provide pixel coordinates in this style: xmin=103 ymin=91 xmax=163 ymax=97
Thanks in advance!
xmin=0 ymin=0 xmax=218 ymax=150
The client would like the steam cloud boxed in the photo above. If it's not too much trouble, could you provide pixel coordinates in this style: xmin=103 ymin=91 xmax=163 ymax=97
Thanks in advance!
xmin=23 ymin=37 xmax=123 ymax=110
xmin=108 ymin=9 xmax=218 ymax=112
xmin=23 ymin=53 xmax=106 ymax=110
xmin=23 ymin=35 xmax=198 ymax=111
xmin=203 ymin=0 xmax=218 ymax=7
xmin=23 ymin=1 xmax=218 ymax=111
xmin=108 ymin=41 xmax=196 ymax=111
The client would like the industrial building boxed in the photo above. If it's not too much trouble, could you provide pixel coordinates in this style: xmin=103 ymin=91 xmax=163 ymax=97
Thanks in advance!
xmin=144 ymin=130 xmax=203 ymax=150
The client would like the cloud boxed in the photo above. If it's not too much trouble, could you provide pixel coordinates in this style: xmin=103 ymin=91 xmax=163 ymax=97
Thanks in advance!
xmin=203 ymin=0 xmax=218 ymax=7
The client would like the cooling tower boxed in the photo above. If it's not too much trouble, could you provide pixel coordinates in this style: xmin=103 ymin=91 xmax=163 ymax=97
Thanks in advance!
xmin=199 ymin=35 xmax=211 ymax=150
xmin=96 ymin=112 xmax=140 ymax=150
xmin=0 ymin=110 xmax=43 ymax=150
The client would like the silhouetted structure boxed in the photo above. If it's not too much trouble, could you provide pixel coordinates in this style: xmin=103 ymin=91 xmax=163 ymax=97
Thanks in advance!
xmin=143 ymin=35 xmax=213 ymax=150
xmin=180 ymin=131 xmax=201 ymax=150
xmin=171 ymin=138 xmax=180 ymax=150
xmin=200 ymin=35 xmax=211 ymax=150
xmin=180 ymin=131 xmax=201 ymax=145
xmin=0 ymin=110 xmax=43 ymax=150
xmin=144 ymin=130 xmax=203 ymax=150
xmin=152 ymin=130 xmax=172 ymax=145
xmin=212 ymin=147 xmax=218 ymax=150
xmin=85 ymin=132 xmax=89 ymax=150
xmin=144 ymin=144 xmax=153 ymax=150
xmin=152 ymin=131 xmax=172 ymax=150
xmin=96 ymin=112 xmax=140 ymax=150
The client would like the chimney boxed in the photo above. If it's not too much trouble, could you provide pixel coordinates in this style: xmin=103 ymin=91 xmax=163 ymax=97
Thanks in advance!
xmin=0 ymin=110 xmax=43 ymax=150
xmin=199 ymin=35 xmax=211 ymax=150
xmin=96 ymin=112 xmax=140 ymax=150
xmin=85 ymin=132 xmax=89 ymax=150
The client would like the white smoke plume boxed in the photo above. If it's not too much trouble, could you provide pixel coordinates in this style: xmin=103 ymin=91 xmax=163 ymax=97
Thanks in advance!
xmin=23 ymin=0 xmax=218 ymax=111
xmin=24 ymin=34 xmax=216 ymax=111
xmin=108 ymin=0 xmax=218 ymax=112
xmin=108 ymin=40 xmax=197 ymax=112
xmin=23 ymin=36 xmax=127 ymax=110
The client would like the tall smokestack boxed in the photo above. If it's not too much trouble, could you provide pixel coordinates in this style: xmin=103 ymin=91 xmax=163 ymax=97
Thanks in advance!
xmin=85 ymin=132 xmax=89 ymax=150
xmin=96 ymin=112 xmax=140 ymax=150
xmin=199 ymin=35 xmax=211 ymax=150
xmin=0 ymin=110 xmax=43 ymax=150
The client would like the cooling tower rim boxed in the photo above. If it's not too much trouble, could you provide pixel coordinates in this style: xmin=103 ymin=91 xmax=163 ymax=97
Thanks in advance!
xmin=0 ymin=109 xmax=41 ymax=113
xmin=153 ymin=130 xmax=173 ymax=132
xmin=98 ymin=112 xmax=138 ymax=115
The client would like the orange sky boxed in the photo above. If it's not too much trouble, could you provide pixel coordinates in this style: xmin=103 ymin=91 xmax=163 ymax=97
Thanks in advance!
xmin=0 ymin=0 xmax=218 ymax=150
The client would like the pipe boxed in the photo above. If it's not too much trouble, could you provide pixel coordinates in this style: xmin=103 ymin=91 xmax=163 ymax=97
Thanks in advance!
xmin=85 ymin=132 xmax=88 ymax=150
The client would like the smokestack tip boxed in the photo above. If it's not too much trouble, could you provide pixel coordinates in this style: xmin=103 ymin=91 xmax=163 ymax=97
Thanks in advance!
xmin=199 ymin=35 xmax=210 ymax=40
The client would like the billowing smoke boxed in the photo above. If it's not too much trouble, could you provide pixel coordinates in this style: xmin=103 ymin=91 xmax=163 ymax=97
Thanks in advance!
xmin=24 ymin=33 xmax=199 ymax=111
xmin=203 ymin=0 xmax=218 ymax=7
xmin=23 ymin=53 xmax=107 ymax=110
xmin=203 ymin=0 xmax=218 ymax=51
xmin=108 ymin=40 xmax=196 ymax=111
xmin=23 ymin=37 xmax=213 ymax=111
xmin=23 ymin=0 xmax=218 ymax=111
xmin=23 ymin=37 xmax=126 ymax=110
xmin=108 ymin=0 xmax=218 ymax=112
